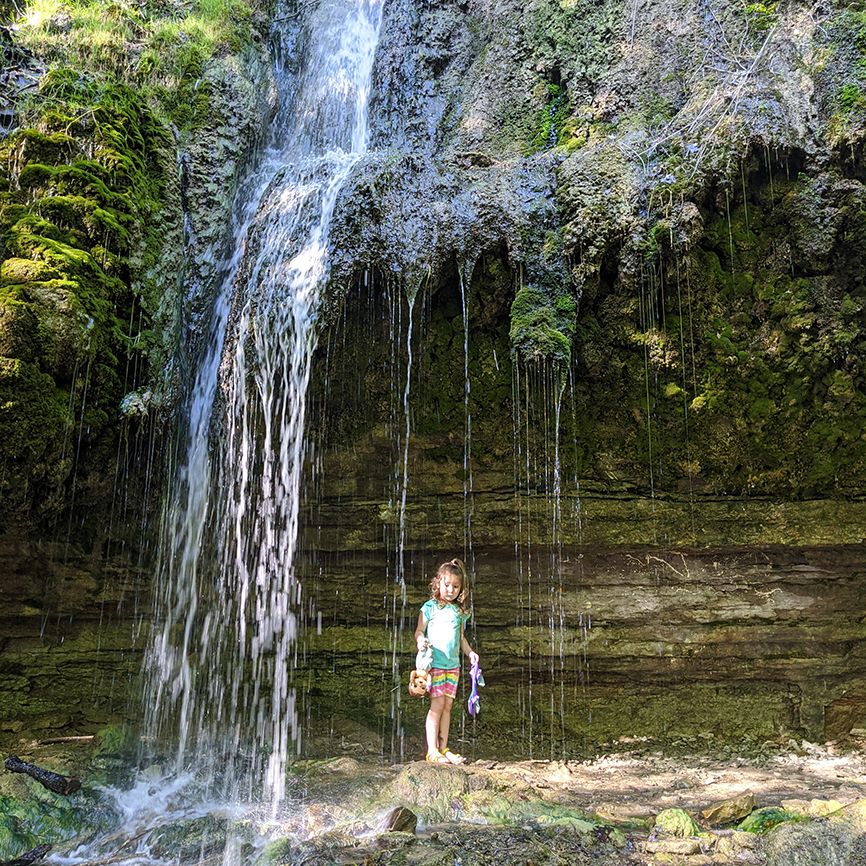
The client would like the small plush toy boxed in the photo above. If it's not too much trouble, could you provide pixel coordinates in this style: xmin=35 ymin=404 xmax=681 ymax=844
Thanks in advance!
xmin=408 ymin=640 xmax=433 ymax=697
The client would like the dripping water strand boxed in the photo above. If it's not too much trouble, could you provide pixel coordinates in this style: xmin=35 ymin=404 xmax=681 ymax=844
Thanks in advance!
xmin=390 ymin=293 xmax=415 ymax=763
xmin=396 ymin=295 xmax=415 ymax=596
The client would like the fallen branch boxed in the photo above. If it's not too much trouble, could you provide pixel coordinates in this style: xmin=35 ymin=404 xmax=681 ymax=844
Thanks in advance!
xmin=2 ymin=844 xmax=52 ymax=866
xmin=37 ymin=736 xmax=95 ymax=745
xmin=4 ymin=756 xmax=81 ymax=795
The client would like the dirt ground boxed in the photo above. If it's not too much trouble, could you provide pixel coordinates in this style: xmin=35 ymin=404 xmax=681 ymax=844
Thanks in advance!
xmin=475 ymin=740 xmax=866 ymax=821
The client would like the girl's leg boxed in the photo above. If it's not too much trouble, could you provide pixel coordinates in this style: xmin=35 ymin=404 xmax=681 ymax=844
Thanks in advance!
xmin=439 ymin=696 xmax=466 ymax=764
xmin=437 ymin=696 xmax=453 ymax=754
xmin=425 ymin=696 xmax=446 ymax=758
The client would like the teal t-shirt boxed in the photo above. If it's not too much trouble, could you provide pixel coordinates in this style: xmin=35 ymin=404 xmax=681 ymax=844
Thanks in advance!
xmin=421 ymin=599 xmax=469 ymax=669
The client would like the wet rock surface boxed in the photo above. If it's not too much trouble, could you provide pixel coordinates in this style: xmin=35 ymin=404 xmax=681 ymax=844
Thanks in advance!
xmin=2 ymin=537 xmax=864 ymax=758
xmin=183 ymin=751 xmax=866 ymax=865
xmin=321 ymin=0 xmax=866 ymax=499
xmin=292 ymin=541 xmax=866 ymax=761
xmin=0 ymin=736 xmax=863 ymax=865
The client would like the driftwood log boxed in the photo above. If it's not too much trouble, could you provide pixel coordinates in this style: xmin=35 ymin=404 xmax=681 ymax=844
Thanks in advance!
xmin=4 ymin=756 xmax=81 ymax=795
xmin=2 ymin=844 xmax=52 ymax=866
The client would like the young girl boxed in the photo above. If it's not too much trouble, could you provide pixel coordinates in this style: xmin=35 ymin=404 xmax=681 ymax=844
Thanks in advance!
xmin=414 ymin=558 xmax=479 ymax=764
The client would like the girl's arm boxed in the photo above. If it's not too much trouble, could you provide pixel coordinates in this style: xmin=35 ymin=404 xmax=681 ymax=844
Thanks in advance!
xmin=460 ymin=626 xmax=479 ymax=666
xmin=414 ymin=612 xmax=428 ymax=650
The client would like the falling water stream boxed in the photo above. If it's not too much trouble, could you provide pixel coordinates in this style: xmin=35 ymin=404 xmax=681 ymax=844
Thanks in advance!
xmin=144 ymin=0 xmax=384 ymax=808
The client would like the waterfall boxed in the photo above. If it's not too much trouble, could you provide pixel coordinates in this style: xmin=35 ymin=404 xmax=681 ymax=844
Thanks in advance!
xmin=144 ymin=0 xmax=384 ymax=806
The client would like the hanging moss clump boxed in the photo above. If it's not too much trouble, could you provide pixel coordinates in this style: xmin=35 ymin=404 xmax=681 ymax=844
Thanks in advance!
xmin=509 ymin=228 xmax=577 ymax=366
xmin=509 ymin=283 xmax=576 ymax=365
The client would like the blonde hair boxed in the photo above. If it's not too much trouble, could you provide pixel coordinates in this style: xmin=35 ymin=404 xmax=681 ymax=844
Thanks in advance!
xmin=429 ymin=557 xmax=469 ymax=610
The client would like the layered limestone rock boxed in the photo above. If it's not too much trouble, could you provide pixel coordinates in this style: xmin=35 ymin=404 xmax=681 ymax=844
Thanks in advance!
xmin=2 ymin=0 xmax=866 ymax=756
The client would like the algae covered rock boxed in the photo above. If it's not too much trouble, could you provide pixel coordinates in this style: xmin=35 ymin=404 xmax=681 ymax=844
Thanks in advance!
xmin=0 ymin=787 xmax=117 ymax=861
xmin=149 ymin=815 xmax=229 ymax=862
xmin=388 ymin=762 xmax=472 ymax=824
xmin=0 ymin=807 xmax=38 ymax=862
xmin=738 ymin=806 xmax=798 ymax=834
xmin=86 ymin=724 xmax=137 ymax=785
xmin=0 ymin=68 xmax=172 ymax=521
xmin=652 ymin=807 xmax=700 ymax=837
xmin=458 ymin=788 xmax=596 ymax=835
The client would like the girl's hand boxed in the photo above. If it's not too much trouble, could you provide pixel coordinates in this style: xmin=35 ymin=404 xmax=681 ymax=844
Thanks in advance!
xmin=417 ymin=635 xmax=429 ymax=651
xmin=469 ymin=651 xmax=479 ymax=667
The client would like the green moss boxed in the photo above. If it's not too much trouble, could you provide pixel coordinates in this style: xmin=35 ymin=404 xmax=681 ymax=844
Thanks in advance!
xmin=91 ymin=723 xmax=136 ymax=758
xmin=15 ymin=0 xmax=258 ymax=134
xmin=525 ymin=0 xmax=621 ymax=99
xmin=510 ymin=230 xmax=577 ymax=366
xmin=738 ymin=807 xmax=798 ymax=834
xmin=510 ymin=284 xmax=574 ymax=363
xmin=826 ymin=8 xmax=866 ymax=141
xmin=571 ymin=165 xmax=866 ymax=497
xmin=0 ymin=69 xmax=172 ymax=516
xmin=838 ymin=83 xmax=866 ymax=114
xmin=0 ymin=286 xmax=39 ymax=360
xmin=744 ymin=1 xmax=779 ymax=33
xmin=0 ymin=356 xmax=70 ymax=465
xmin=0 ymin=807 xmax=38 ymax=861
xmin=258 ymin=837 xmax=292 ymax=866
xmin=16 ymin=129 xmax=77 ymax=164
xmin=653 ymin=808 xmax=700 ymax=838
xmin=460 ymin=792 xmax=596 ymax=833
xmin=518 ymin=0 xmax=623 ymax=152
xmin=528 ymin=83 xmax=572 ymax=154
xmin=0 ymin=786 xmax=117 ymax=860
xmin=149 ymin=816 xmax=229 ymax=860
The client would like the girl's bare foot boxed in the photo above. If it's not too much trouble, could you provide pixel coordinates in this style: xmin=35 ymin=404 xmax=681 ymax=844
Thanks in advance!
xmin=442 ymin=749 xmax=466 ymax=765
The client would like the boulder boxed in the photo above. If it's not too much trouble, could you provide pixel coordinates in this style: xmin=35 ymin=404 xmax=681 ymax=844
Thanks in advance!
xmin=701 ymin=791 xmax=756 ymax=825
xmin=379 ymin=806 xmax=417 ymax=834
xmin=780 ymin=798 xmax=845 ymax=818
xmin=645 ymin=837 xmax=702 ymax=854
xmin=653 ymin=807 xmax=700 ymax=838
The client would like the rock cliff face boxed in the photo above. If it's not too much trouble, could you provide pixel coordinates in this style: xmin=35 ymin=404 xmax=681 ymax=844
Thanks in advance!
xmin=0 ymin=0 xmax=277 ymax=740
xmin=0 ymin=0 xmax=277 ymax=532
xmin=322 ymin=0 xmax=866 ymax=499
xmin=297 ymin=0 xmax=866 ymax=754
xmin=1 ymin=0 xmax=866 ymax=749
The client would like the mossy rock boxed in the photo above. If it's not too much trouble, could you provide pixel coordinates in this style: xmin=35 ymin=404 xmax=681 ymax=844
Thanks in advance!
xmin=0 ymin=286 xmax=39 ymax=360
xmin=653 ymin=807 xmax=700 ymax=837
xmin=91 ymin=723 xmax=136 ymax=759
xmin=87 ymin=724 xmax=138 ymax=785
xmin=0 ymin=808 xmax=38 ymax=861
xmin=509 ymin=283 xmax=575 ymax=365
xmin=0 ymin=788 xmax=117 ymax=860
xmin=149 ymin=816 xmax=229 ymax=861
xmin=0 ymin=67 xmax=172 ymax=520
xmin=388 ymin=763 xmax=472 ymax=823
xmin=257 ymin=836 xmax=292 ymax=866
xmin=0 ymin=356 xmax=71 ymax=483
xmin=738 ymin=806 xmax=798 ymax=834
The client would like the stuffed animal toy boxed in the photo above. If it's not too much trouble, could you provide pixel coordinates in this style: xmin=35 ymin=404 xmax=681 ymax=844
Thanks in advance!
xmin=408 ymin=641 xmax=433 ymax=697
